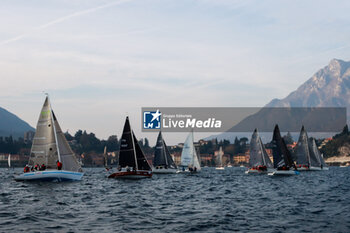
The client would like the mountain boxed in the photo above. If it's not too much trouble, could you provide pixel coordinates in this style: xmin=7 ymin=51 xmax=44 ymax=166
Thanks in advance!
xmin=205 ymin=59 xmax=350 ymax=142
xmin=266 ymin=58 xmax=350 ymax=108
xmin=0 ymin=107 xmax=35 ymax=138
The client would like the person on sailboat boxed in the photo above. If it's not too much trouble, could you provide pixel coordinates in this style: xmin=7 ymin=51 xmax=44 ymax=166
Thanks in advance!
xmin=56 ymin=160 xmax=62 ymax=170
xmin=24 ymin=165 xmax=30 ymax=173
xmin=194 ymin=167 xmax=197 ymax=172
xmin=34 ymin=164 xmax=39 ymax=171
xmin=40 ymin=164 xmax=46 ymax=171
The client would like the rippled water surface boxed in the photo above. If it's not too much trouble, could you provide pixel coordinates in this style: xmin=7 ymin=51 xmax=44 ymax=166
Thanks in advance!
xmin=0 ymin=167 xmax=350 ymax=232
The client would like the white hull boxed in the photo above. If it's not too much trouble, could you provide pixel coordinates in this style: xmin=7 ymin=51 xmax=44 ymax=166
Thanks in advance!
xmin=297 ymin=167 xmax=309 ymax=171
xmin=322 ymin=167 xmax=329 ymax=170
xmin=309 ymin=166 xmax=322 ymax=171
xmin=215 ymin=167 xmax=225 ymax=170
xmin=153 ymin=168 xmax=178 ymax=174
xmin=14 ymin=170 xmax=84 ymax=181
xmin=245 ymin=168 xmax=274 ymax=174
xmin=268 ymin=170 xmax=300 ymax=176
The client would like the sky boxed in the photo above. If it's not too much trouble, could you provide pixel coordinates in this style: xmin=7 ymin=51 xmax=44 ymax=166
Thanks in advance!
xmin=0 ymin=0 xmax=350 ymax=145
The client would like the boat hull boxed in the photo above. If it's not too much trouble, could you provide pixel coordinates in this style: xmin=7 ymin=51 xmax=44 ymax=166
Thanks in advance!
xmin=215 ymin=167 xmax=225 ymax=170
xmin=108 ymin=170 xmax=152 ymax=179
xmin=268 ymin=170 xmax=300 ymax=176
xmin=309 ymin=166 xmax=322 ymax=171
xmin=297 ymin=167 xmax=309 ymax=171
xmin=153 ymin=168 xmax=178 ymax=174
xmin=14 ymin=170 xmax=84 ymax=181
xmin=245 ymin=168 xmax=274 ymax=174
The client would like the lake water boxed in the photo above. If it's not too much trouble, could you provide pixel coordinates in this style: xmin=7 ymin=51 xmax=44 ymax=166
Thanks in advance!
xmin=0 ymin=167 xmax=349 ymax=232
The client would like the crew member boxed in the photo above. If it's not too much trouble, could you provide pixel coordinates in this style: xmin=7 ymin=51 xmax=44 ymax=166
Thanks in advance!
xmin=24 ymin=165 xmax=30 ymax=173
xmin=56 ymin=160 xmax=63 ymax=170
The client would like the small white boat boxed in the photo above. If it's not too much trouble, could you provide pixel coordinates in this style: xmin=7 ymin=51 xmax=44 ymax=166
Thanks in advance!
xmin=179 ymin=131 xmax=201 ymax=172
xmin=227 ymin=164 xmax=232 ymax=168
xmin=215 ymin=147 xmax=224 ymax=170
xmin=268 ymin=170 xmax=300 ymax=176
xmin=15 ymin=170 xmax=83 ymax=181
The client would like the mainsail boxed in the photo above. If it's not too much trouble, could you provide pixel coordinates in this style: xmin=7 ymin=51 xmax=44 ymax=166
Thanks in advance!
xmin=104 ymin=146 xmax=108 ymax=167
xmin=180 ymin=132 xmax=201 ymax=171
xmin=118 ymin=117 xmax=152 ymax=171
xmin=29 ymin=96 xmax=81 ymax=172
xmin=272 ymin=125 xmax=296 ymax=169
xmin=153 ymin=131 xmax=177 ymax=169
xmin=295 ymin=126 xmax=311 ymax=166
xmin=308 ymin=138 xmax=322 ymax=167
xmin=216 ymin=146 xmax=224 ymax=167
xmin=249 ymin=129 xmax=273 ymax=168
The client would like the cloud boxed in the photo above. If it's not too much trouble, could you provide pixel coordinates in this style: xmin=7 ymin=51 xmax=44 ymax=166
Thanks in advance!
xmin=0 ymin=0 xmax=132 ymax=46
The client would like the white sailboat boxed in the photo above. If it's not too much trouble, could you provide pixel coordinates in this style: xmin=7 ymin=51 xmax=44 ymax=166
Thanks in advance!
xmin=215 ymin=146 xmax=225 ymax=170
xmin=179 ymin=131 xmax=201 ymax=173
xmin=15 ymin=96 xmax=83 ymax=181
xmin=8 ymin=154 xmax=11 ymax=168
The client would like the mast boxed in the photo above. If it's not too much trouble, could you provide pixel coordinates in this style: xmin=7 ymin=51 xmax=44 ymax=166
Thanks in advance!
xmin=191 ymin=130 xmax=195 ymax=166
xmin=129 ymin=117 xmax=138 ymax=170
xmin=48 ymin=95 xmax=62 ymax=164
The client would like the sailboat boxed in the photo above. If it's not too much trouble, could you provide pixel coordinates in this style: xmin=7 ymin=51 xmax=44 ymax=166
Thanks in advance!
xmin=153 ymin=131 xmax=177 ymax=174
xmin=215 ymin=146 xmax=225 ymax=170
xmin=179 ymin=131 xmax=201 ymax=173
xmin=8 ymin=154 xmax=11 ymax=168
xmin=268 ymin=125 xmax=299 ymax=176
xmin=15 ymin=96 xmax=83 ymax=181
xmin=309 ymin=138 xmax=329 ymax=170
xmin=246 ymin=129 xmax=273 ymax=174
xmin=294 ymin=126 xmax=322 ymax=171
xmin=108 ymin=116 xmax=152 ymax=179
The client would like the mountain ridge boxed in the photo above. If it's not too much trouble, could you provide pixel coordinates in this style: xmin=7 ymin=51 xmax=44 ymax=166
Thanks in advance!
xmin=0 ymin=106 xmax=35 ymax=138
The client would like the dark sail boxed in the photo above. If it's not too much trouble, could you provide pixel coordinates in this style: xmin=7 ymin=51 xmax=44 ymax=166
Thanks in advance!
xmin=153 ymin=131 xmax=177 ymax=169
xmin=163 ymin=138 xmax=177 ymax=169
xmin=295 ymin=126 xmax=310 ymax=165
xmin=154 ymin=131 xmax=167 ymax=166
xmin=118 ymin=117 xmax=137 ymax=168
xmin=272 ymin=125 xmax=296 ymax=169
xmin=133 ymin=134 xmax=152 ymax=171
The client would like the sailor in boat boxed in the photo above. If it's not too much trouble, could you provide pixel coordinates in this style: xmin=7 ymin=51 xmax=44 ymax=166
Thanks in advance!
xmin=194 ymin=167 xmax=197 ymax=172
xmin=24 ymin=165 xmax=30 ymax=173
xmin=56 ymin=160 xmax=63 ymax=170
xmin=40 ymin=164 xmax=46 ymax=171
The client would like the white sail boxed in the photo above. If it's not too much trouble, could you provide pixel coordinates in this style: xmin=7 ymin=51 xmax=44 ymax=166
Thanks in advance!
xmin=28 ymin=96 xmax=81 ymax=172
xmin=180 ymin=132 xmax=201 ymax=171
xmin=8 ymin=154 xmax=11 ymax=168
xmin=216 ymin=147 xmax=224 ymax=167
